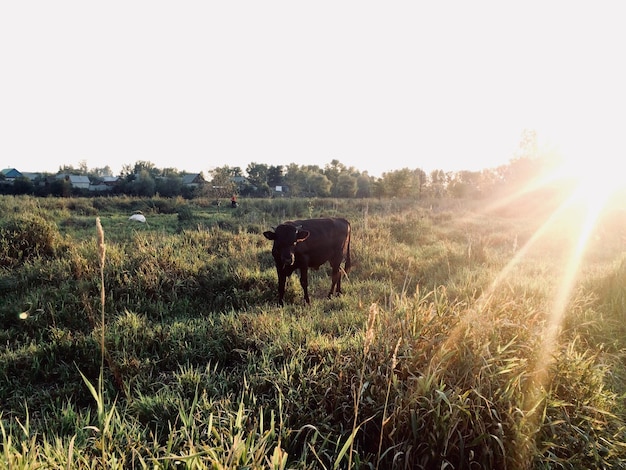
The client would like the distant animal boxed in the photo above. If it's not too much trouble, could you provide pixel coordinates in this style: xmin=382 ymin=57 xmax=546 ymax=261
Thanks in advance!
xmin=263 ymin=217 xmax=351 ymax=305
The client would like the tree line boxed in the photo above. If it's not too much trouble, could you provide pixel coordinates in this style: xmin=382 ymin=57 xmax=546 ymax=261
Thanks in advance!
xmin=2 ymin=140 xmax=554 ymax=200
xmin=0 ymin=157 xmax=550 ymax=199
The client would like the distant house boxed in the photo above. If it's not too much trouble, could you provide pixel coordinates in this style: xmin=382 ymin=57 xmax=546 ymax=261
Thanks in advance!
xmin=21 ymin=172 xmax=43 ymax=182
xmin=89 ymin=176 xmax=120 ymax=191
xmin=101 ymin=176 xmax=119 ymax=186
xmin=56 ymin=174 xmax=91 ymax=190
xmin=182 ymin=173 xmax=206 ymax=187
xmin=20 ymin=172 xmax=46 ymax=189
xmin=1 ymin=168 xmax=22 ymax=181
xmin=1 ymin=169 xmax=44 ymax=187
xmin=232 ymin=176 xmax=247 ymax=185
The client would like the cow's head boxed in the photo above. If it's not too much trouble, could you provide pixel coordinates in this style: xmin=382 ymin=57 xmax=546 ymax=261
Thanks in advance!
xmin=263 ymin=224 xmax=310 ymax=269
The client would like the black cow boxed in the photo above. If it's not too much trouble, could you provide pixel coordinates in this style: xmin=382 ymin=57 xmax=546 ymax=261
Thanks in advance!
xmin=263 ymin=217 xmax=351 ymax=305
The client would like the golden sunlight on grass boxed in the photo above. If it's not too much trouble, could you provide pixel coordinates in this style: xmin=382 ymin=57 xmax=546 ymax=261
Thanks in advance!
xmin=427 ymin=153 xmax=626 ymax=462
xmin=515 ymin=154 xmax=626 ymax=454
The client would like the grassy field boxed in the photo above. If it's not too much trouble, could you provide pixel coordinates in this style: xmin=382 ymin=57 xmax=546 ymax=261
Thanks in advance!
xmin=1 ymin=193 xmax=626 ymax=469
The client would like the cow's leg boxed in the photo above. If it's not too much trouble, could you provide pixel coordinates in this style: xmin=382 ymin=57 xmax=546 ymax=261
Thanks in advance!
xmin=299 ymin=268 xmax=310 ymax=304
xmin=277 ymin=271 xmax=287 ymax=306
xmin=328 ymin=265 xmax=342 ymax=298
xmin=335 ymin=265 xmax=343 ymax=295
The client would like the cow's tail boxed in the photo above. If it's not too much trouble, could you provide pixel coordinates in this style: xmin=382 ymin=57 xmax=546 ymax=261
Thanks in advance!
xmin=344 ymin=224 xmax=352 ymax=274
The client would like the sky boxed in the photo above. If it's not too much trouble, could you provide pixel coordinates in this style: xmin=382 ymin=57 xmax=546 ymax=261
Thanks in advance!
xmin=1 ymin=2 xmax=624 ymax=178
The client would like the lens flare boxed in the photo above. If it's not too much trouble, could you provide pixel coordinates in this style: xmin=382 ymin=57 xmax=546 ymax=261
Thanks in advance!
xmin=426 ymin=151 xmax=625 ymax=465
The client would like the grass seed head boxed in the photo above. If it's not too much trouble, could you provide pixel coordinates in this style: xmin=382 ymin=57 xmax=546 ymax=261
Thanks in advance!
xmin=364 ymin=303 xmax=378 ymax=355
xmin=96 ymin=217 xmax=106 ymax=266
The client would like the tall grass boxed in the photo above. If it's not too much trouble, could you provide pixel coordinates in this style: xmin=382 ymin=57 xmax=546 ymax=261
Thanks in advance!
xmin=1 ymin=195 xmax=626 ymax=468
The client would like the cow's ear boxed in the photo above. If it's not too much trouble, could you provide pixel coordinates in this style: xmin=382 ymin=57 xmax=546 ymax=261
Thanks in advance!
xmin=296 ymin=230 xmax=310 ymax=242
xmin=263 ymin=231 xmax=276 ymax=240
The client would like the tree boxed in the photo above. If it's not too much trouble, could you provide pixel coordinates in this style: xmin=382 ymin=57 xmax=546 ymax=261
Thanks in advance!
xmin=161 ymin=167 xmax=182 ymax=178
xmin=12 ymin=176 xmax=34 ymax=195
xmin=209 ymin=166 xmax=237 ymax=198
xmin=241 ymin=163 xmax=272 ymax=197
xmin=283 ymin=164 xmax=306 ymax=196
xmin=412 ymin=168 xmax=427 ymax=198
xmin=449 ymin=170 xmax=482 ymax=198
xmin=476 ymin=168 xmax=502 ymax=197
xmin=155 ymin=176 xmax=182 ymax=197
xmin=58 ymin=165 xmax=79 ymax=175
xmin=131 ymin=169 xmax=156 ymax=196
xmin=282 ymin=164 xmax=324 ymax=196
xmin=120 ymin=164 xmax=135 ymax=179
xmin=133 ymin=161 xmax=159 ymax=177
xmin=324 ymin=159 xmax=346 ymax=195
xmin=502 ymin=129 xmax=547 ymax=189
xmin=427 ymin=169 xmax=448 ymax=197
xmin=246 ymin=163 xmax=268 ymax=185
xmin=356 ymin=174 xmax=373 ymax=198
xmin=335 ymin=173 xmax=357 ymax=198
xmin=90 ymin=166 xmax=113 ymax=177
xmin=267 ymin=165 xmax=284 ymax=188
xmin=379 ymin=168 xmax=413 ymax=198
xmin=49 ymin=178 xmax=72 ymax=197
xmin=306 ymin=172 xmax=332 ymax=197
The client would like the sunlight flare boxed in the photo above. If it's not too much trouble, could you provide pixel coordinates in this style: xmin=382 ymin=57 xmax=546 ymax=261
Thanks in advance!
xmin=428 ymin=152 xmax=625 ymax=464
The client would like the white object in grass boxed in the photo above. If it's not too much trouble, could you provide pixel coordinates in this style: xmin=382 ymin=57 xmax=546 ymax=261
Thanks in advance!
xmin=129 ymin=213 xmax=146 ymax=223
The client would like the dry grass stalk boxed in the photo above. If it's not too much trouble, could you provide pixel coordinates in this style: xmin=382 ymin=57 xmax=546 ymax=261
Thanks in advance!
xmin=96 ymin=218 xmax=106 ymax=369
xmin=348 ymin=303 xmax=379 ymax=469
xmin=377 ymin=336 xmax=402 ymax=468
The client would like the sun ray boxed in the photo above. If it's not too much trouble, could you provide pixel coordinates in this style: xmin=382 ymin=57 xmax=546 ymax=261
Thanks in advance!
xmin=423 ymin=152 xmax=621 ymax=465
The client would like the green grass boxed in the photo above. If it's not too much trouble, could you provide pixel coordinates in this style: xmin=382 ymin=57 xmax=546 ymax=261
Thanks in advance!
xmin=1 ymin=194 xmax=626 ymax=468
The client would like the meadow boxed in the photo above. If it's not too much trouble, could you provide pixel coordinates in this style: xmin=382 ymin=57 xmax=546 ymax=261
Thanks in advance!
xmin=1 ymin=193 xmax=625 ymax=469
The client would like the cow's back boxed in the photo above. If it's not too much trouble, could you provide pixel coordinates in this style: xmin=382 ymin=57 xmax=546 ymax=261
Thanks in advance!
xmin=291 ymin=217 xmax=350 ymax=268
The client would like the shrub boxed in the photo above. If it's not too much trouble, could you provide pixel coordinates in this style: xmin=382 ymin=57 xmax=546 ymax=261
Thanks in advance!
xmin=0 ymin=214 xmax=61 ymax=266
xmin=177 ymin=205 xmax=194 ymax=223
xmin=66 ymin=199 xmax=98 ymax=216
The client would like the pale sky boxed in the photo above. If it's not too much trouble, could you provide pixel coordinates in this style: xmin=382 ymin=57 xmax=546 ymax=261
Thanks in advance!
xmin=1 ymin=2 xmax=624 ymax=178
